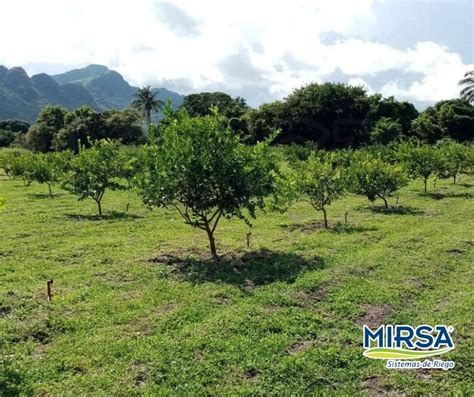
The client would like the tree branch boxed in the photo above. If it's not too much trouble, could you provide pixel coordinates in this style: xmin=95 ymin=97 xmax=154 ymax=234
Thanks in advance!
xmin=211 ymin=209 xmax=223 ymax=234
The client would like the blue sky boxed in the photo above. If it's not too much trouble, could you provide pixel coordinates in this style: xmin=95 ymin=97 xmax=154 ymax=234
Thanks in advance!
xmin=0 ymin=0 xmax=472 ymax=108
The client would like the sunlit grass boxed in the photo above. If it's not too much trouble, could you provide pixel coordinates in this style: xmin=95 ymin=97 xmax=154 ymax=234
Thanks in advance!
xmin=1 ymin=173 xmax=473 ymax=395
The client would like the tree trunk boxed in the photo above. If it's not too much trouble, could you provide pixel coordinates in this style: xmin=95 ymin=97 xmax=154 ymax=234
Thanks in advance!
xmin=146 ymin=110 xmax=151 ymax=128
xmin=97 ymin=199 xmax=102 ymax=217
xmin=322 ymin=207 xmax=328 ymax=229
xmin=453 ymin=174 xmax=457 ymax=184
xmin=47 ymin=183 xmax=52 ymax=197
xmin=205 ymin=224 xmax=218 ymax=258
xmin=424 ymin=178 xmax=428 ymax=193
xmin=377 ymin=194 xmax=388 ymax=208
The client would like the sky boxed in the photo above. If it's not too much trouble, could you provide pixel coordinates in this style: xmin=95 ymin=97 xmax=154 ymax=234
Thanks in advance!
xmin=0 ymin=0 xmax=473 ymax=108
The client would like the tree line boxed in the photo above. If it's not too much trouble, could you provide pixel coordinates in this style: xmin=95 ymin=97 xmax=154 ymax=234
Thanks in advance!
xmin=1 ymin=79 xmax=473 ymax=151
xmin=1 ymin=108 xmax=472 ymax=258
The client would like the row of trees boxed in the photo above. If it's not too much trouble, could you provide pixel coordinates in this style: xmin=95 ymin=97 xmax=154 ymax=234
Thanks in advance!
xmin=275 ymin=139 xmax=473 ymax=228
xmin=171 ymin=86 xmax=474 ymax=147
xmin=248 ymin=89 xmax=473 ymax=146
xmin=2 ymin=109 xmax=472 ymax=257
xmin=3 ymin=81 xmax=472 ymax=153
xmin=184 ymin=70 xmax=474 ymax=146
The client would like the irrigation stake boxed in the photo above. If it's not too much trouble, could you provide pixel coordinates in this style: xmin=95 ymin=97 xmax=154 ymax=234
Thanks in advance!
xmin=47 ymin=279 xmax=53 ymax=303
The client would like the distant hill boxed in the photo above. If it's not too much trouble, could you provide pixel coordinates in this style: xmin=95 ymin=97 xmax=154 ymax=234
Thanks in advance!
xmin=0 ymin=64 xmax=184 ymax=122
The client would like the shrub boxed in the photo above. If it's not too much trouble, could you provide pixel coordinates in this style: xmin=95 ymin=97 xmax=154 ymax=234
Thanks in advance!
xmin=283 ymin=143 xmax=318 ymax=162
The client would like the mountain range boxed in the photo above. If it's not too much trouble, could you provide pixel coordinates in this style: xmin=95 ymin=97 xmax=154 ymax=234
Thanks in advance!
xmin=0 ymin=64 xmax=184 ymax=122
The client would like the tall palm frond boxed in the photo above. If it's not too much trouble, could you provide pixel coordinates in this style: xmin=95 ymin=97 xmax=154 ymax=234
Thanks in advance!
xmin=459 ymin=71 xmax=474 ymax=102
xmin=132 ymin=86 xmax=164 ymax=126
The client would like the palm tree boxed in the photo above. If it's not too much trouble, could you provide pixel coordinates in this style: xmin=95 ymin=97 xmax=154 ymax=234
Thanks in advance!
xmin=132 ymin=86 xmax=164 ymax=127
xmin=459 ymin=71 xmax=474 ymax=102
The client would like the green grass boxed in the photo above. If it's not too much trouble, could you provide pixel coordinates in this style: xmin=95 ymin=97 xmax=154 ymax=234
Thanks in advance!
xmin=1 ymin=174 xmax=473 ymax=395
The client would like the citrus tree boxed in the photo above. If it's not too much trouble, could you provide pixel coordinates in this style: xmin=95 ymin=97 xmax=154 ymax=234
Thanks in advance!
xmin=399 ymin=145 xmax=439 ymax=192
xmin=29 ymin=152 xmax=71 ymax=197
xmin=136 ymin=109 xmax=279 ymax=258
xmin=350 ymin=157 xmax=408 ymax=208
xmin=436 ymin=140 xmax=471 ymax=184
xmin=63 ymin=140 xmax=125 ymax=216
xmin=295 ymin=153 xmax=346 ymax=228
xmin=2 ymin=151 xmax=36 ymax=186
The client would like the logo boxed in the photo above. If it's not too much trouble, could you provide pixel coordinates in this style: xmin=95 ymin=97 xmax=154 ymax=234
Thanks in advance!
xmin=363 ymin=325 xmax=455 ymax=370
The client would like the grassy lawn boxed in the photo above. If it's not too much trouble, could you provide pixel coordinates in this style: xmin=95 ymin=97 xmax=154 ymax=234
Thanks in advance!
xmin=1 ymin=173 xmax=473 ymax=395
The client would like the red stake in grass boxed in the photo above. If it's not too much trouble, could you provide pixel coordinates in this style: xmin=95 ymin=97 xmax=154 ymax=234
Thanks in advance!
xmin=47 ymin=279 xmax=53 ymax=303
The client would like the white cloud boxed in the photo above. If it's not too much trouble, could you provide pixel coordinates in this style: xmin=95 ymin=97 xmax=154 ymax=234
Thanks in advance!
xmin=347 ymin=77 xmax=373 ymax=94
xmin=0 ymin=0 xmax=471 ymax=106
xmin=380 ymin=42 xmax=471 ymax=102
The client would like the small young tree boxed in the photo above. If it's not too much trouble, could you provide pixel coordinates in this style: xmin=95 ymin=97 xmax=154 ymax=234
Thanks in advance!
xmin=0 ymin=151 xmax=16 ymax=178
xmin=30 ymin=152 xmax=71 ymax=197
xmin=436 ymin=140 xmax=471 ymax=184
xmin=4 ymin=152 xmax=36 ymax=186
xmin=136 ymin=109 xmax=279 ymax=258
xmin=400 ymin=145 xmax=439 ymax=192
xmin=350 ymin=158 xmax=408 ymax=208
xmin=63 ymin=140 xmax=125 ymax=216
xmin=295 ymin=153 xmax=346 ymax=228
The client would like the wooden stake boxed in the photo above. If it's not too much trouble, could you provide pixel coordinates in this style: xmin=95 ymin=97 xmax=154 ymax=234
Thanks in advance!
xmin=344 ymin=211 xmax=348 ymax=224
xmin=47 ymin=279 xmax=53 ymax=303
xmin=246 ymin=231 xmax=252 ymax=247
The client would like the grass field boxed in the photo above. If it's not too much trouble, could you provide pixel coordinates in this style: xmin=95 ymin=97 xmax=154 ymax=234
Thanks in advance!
xmin=1 ymin=172 xmax=473 ymax=395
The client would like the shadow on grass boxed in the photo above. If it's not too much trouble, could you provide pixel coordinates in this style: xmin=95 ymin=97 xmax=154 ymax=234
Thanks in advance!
xmin=420 ymin=191 xmax=472 ymax=200
xmin=458 ymin=182 xmax=473 ymax=188
xmin=330 ymin=223 xmax=378 ymax=234
xmin=27 ymin=192 xmax=65 ymax=199
xmin=365 ymin=205 xmax=424 ymax=215
xmin=280 ymin=220 xmax=326 ymax=233
xmin=151 ymin=248 xmax=325 ymax=289
xmin=0 ymin=364 xmax=30 ymax=396
xmin=65 ymin=211 xmax=143 ymax=221
xmin=281 ymin=220 xmax=377 ymax=234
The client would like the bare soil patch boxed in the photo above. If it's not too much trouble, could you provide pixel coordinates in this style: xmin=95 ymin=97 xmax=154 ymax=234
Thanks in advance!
xmin=357 ymin=304 xmax=392 ymax=328
xmin=286 ymin=340 xmax=315 ymax=355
